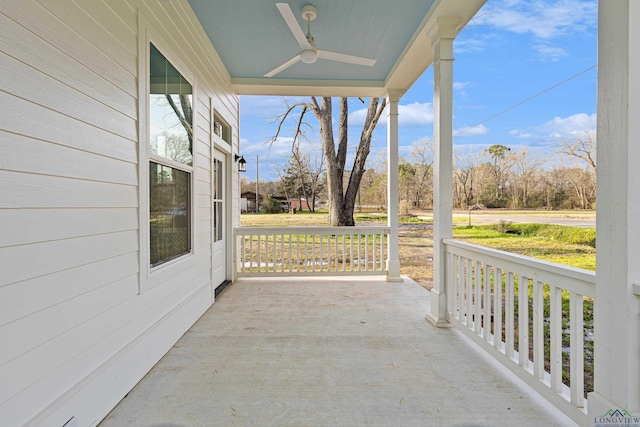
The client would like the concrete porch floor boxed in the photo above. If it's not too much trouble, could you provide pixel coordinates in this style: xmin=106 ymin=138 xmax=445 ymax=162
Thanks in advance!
xmin=100 ymin=277 xmax=576 ymax=426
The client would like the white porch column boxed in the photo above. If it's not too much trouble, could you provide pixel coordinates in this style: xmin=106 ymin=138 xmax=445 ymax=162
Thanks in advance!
xmin=427 ymin=18 xmax=459 ymax=326
xmin=588 ymin=1 xmax=640 ymax=420
xmin=386 ymin=90 xmax=402 ymax=282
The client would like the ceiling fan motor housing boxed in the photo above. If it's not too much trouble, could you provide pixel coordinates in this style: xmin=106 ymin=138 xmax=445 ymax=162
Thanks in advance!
xmin=300 ymin=48 xmax=318 ymax=63
xmin=301 ymin=5 xmax=317 ymax=21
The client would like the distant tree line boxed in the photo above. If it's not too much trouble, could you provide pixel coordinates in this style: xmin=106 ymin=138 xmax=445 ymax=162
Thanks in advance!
xmin=242 ymin=131 xmax=596 ymax=212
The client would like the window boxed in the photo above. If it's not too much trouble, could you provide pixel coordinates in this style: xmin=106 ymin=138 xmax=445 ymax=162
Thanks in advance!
xmin=213 ymin=158 xmax=223 ymax=242
xmin=213 ymin=112 xmax=231 ymax=145
xmin=149 ymin=43 xmax=193 ymax=267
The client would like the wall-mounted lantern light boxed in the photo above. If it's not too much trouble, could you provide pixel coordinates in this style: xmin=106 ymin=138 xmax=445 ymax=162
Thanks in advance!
xmin=234 ymin=154 xmax=247 ymax=172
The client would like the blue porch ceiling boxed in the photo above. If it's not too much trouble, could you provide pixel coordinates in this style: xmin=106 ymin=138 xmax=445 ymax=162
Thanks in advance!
xmin=187 ymin=0 xmax=485 ymax=96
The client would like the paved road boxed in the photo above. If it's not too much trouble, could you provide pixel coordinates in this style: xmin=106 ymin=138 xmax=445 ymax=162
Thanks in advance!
xmin=462 ymin=213 xmax=596 ymax=228
xmin=412 ymin=211 xmax=596 ymax=228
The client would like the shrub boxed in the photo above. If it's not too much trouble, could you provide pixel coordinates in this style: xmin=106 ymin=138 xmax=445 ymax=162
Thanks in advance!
xmin=490 ymin=222 xmax=596 ymax=248
xmin=493 ymin=220 xmax=513 ymax=234
xmin=260 ymin=195 xmax=282 ymax=214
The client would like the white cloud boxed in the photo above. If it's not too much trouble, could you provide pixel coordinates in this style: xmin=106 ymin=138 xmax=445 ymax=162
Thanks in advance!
xmin=240 ymin=135 xmax=295 ymax=160
xmin=398 ymin=102 xmax=434 ymax=126
xmin=454 ymin=124 xmax=489 ymax=137
xmin=454 ymin=29 xmax=498 ymax=55
xmin=398 ymin=144 xmax=413 ymax=159
xmin=473 ymin=0 xmax=596 ymax=61
xmin=349 ymin=102 xmax=434 ymax=127
xmin=345 ymin=107 xmax=367 ymax=125
xmin=239 ymin=95 xmax=308 ymax=118
xmin=507 ymin=113 xmax=596 ymax=147
xmin=454 ymin=38 xmax=487 ymax=54
xmin=509 ymin=130 xmax=533 ymax=139
xmin=539 ymin=112 xmax=596 ymax=139
xmin=534 ymin=43 xmax=568 ymax=62
xmin=476 ymin=0 xmax=597 ymax=40
xmin=453 ymin=81 xmax=471 ymax=97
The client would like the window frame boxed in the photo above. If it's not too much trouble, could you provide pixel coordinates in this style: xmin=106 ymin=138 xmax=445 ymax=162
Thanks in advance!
xmin=138 ymin=14 xmax=197 ymax=293
xmin=212 ymin=157 xmax=223 ymax=243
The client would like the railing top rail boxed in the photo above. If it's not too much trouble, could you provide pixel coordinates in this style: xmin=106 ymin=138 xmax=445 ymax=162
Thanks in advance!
xmin=443 ymin=238 xmax=595 ymax=296
xmin=234 ymin=226 xmax=390 ymax=235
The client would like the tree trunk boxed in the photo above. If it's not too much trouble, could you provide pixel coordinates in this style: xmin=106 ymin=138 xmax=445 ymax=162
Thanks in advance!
xmin=312 ymin=97 xmax=386 ymax=226
xmin=314 ymin=97 xmax=345 ymax=225
xmin=274 ymin=96 xmax=386 ymax=226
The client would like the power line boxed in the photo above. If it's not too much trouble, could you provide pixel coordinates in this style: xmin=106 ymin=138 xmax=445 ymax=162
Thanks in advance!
xmin=456 ymin=64 xmax=597 ymax=136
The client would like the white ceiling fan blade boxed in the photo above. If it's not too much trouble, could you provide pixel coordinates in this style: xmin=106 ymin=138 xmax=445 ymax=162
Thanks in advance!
xmin=264 ymin=55 xmax=301 ymax=77
xmin=275 ymin=3 xmax=310 ymax=49
xmin=318 ymin=50 xmax=377 ymax=67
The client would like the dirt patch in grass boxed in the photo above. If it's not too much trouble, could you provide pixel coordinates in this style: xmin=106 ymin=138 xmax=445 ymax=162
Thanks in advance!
xmin=354 ymin=219 xmax=434 ymax=290
xmin=398 ymin=224 xmax=433 ymax=290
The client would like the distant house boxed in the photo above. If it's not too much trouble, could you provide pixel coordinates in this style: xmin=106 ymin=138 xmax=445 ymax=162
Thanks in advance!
xmin=241 ymin=192 xmax=289 ymax=213
xmin=289 ymin=199 xmax=313 ymax=212
xmin=241 ymin=191 xmax=257 ymax=213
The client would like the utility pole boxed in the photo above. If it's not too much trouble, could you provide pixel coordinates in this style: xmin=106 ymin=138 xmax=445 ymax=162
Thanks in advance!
xmin=255 ymin=155 xmax=259 ymax=213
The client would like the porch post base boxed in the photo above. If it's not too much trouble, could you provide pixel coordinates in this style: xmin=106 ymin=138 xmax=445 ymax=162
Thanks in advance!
xmin=426 ymin=288 xmax=451 ymax=327
xmin=385 ymin=260 xmax=403 ymax=282
xmin=426 ymin=312 xmax=453 ymax=327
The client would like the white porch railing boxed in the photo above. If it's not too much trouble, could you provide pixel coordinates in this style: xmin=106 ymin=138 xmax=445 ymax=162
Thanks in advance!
xmin=234 ymin=226 xmax=390 ymax=277
xmin=443 ymin=239 xmax=595 ymax=426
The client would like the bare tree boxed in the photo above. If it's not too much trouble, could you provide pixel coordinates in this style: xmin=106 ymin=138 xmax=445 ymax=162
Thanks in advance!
xmin=541 ymin=168 xmax=568 ymax=209
xmin=398 ymin=159 xmax=416 ymax=206
xmin=153 ymin=131 xmax=191 ymax=165
xmin=560 ymin=131 xmax=596 ymax=171
xmin=279 ymin=138 xmax=325 ymax=212
xmin=511 ymin=148 xmax=543 ymax=208
xmin=272 ymin=97 xmax=387 ymax=226
xmin=483 ymin=144 xmax=514 ymax=206
xmin=409 ymin=137 xmax=434 ymax=208
xmin=165 ymin=94 xmax=193 ymax=153
xmin=454 ymin=148 xmax=479 ymax=208
xmin=274 ymin=166 xmax=292 ymax=206
xmin=359 ymin=167 xmax=386 ymax=210
xmin=565 ymin=167 xmax=595 ymax=209
xmin=557 ymin=131 xmax=597 ymax=209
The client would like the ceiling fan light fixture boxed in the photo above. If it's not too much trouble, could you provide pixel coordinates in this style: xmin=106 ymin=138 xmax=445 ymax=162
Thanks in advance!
xmin=300 ymin=48 xmax=318 ymax=64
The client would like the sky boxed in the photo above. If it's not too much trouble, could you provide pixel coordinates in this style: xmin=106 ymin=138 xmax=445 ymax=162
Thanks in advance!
xmin=239 ymin=0 xmax=598 ymax=181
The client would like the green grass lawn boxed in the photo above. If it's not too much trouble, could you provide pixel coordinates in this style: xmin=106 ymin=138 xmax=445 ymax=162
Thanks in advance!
xmin=242 ymin=211 xmax=595 ymax=271
xmin=241 ymin=210 xmax=432 ymax=226
xmin=452 ymin=222 xmax=596 ymax=271
xmin=241 ymin=210 xmax=331 ymax=227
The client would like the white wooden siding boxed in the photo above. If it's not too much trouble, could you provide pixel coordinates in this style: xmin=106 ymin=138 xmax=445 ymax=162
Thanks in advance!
xmin=2 ymin=40 xmax=137 ymax=139
xmin=0 ymin=12 xmax=137 ymax=117
xmin=0 ymin=92 xmax=138 ymax=163
xmin=0 ymin=172 xmax=138 ymax=210
xmin=1 ymin=3 xmax=137 ymax=94
xmin=0 ymin=0 xmax=239 ymax=425
xmin=2 ymin=133 xmax=138 ymax=185
xmin=0 ymin=253 xmax=139 ymax=326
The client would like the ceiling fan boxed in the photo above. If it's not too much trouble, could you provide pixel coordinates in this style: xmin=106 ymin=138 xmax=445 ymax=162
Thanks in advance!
xmin=264 ymin=3 xmax=377 ymax=78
